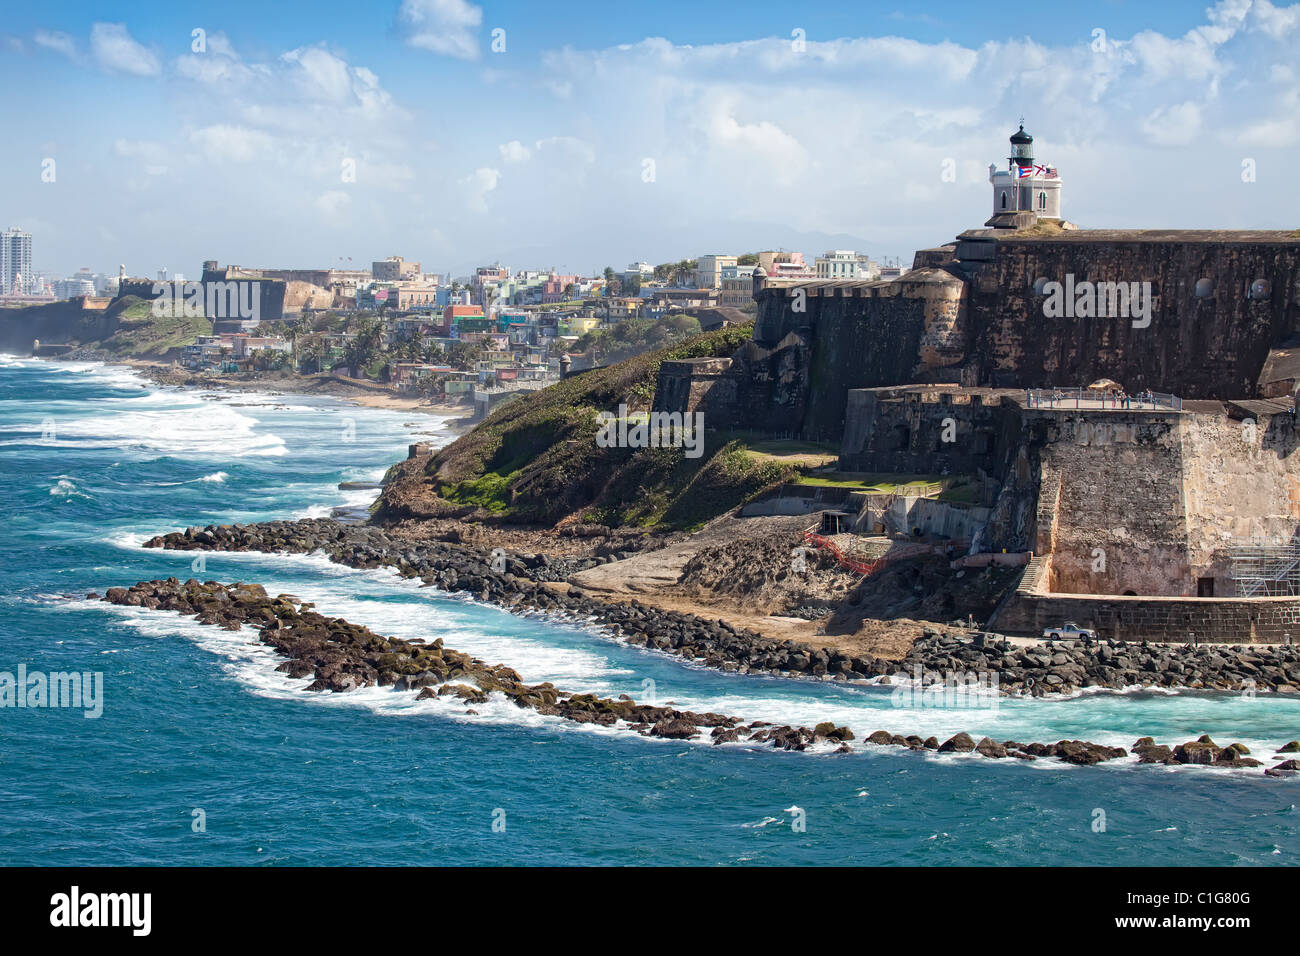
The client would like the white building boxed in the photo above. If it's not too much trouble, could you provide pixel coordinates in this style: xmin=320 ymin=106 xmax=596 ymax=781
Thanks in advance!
xmin=814 ymin=250 xmax=879 ymax=280
xmin=720 ymin=263 xmax=756 ymax=280
xmin=53 ymin=270 xmax=97 ymax=299
xmin=1 ymin=227 xmax=33 ymax=295
xmin=987 ymin=124 xmax=1063 ymax=227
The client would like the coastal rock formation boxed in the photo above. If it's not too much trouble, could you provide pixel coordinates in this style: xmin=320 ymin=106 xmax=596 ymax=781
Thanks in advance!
xmin=94 ymin=577 xmax=1295 ymax=774
xmin=142 ymin=518 xmax=1300 ymax=696
xmin=97 ymin=578 xmax=750 ymax=744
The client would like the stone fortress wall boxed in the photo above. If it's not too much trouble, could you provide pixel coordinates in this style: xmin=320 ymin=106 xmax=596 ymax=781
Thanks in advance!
xmin=651 ymin=225 xmax=1300 ymax=640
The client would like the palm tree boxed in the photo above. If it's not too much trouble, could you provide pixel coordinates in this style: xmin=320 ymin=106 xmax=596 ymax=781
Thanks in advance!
xmin=285 ymin=317 xmax=307 ymax=374
xmin=344 ymin=317 xmax=384 ymax=379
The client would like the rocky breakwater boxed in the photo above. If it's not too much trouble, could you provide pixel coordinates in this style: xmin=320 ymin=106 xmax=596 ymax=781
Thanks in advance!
xmin=899 ymin=628 xmax=1300 ymax=696
xmin=93 ymin=577 xmax=804 ymax=746
xmin=143 ymin=519 xmax=874 ymax=680
xmin=142 ymin=520 xmax=1300 ymax=697
xmin=92 ymin=577 xmax=1300 ymax=773
xmin=850 ymin=729 xmax=1300 ymax=774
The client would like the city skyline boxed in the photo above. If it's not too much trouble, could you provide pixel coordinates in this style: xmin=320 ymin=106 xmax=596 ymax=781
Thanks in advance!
xmin=3 ymin=1 xmax=1299 ymax=278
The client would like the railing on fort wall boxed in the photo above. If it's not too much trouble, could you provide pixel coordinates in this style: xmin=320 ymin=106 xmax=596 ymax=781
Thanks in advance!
xmin=1025 ymin=387 xmax=1182 ymax=411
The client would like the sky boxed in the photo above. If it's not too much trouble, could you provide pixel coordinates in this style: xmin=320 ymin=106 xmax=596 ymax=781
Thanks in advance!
xmin=2 ymin=0 xmax=1299 ymax=280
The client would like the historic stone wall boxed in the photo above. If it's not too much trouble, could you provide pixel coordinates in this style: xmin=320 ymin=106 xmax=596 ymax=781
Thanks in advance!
xmin=1180 ymin=405 xmax=1300 ymax=584
xmin=1030 ymin=405 xmax=1300 ymax=597
xmin=966 ymin=233 xmax=1300 ymax=397
xmin=840 ymin=387 xmax=1019 ymax=477
xmin=1033 ymin=409 xmax=1191 ymax=596
xmin=746 ymin=271 xmax=965 ymax=440
xmin=991 ymin=587 xmax=1300 ymax=642
xmin=688 ymin=230 xmax=1300 ymax=444
xmin=652 ymin=357 xmax=740 ymax=426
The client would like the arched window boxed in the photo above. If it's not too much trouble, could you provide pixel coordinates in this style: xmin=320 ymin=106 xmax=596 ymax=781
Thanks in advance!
xmin=1038 ymin=192 xmax=1046 ymax=209
xmin=1000 ymin=192 xmax=1007 ymax=209
xmin=1194 ymin=278 xmax=1214 ymax=298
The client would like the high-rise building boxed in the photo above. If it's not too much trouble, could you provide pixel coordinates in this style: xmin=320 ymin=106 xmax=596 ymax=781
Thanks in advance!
xmin=1 ymin=228 xmax=33 ymax=295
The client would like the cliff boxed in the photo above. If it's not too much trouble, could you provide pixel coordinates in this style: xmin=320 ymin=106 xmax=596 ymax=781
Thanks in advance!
xmin=0 ymin=295 xmax=210 ymax=358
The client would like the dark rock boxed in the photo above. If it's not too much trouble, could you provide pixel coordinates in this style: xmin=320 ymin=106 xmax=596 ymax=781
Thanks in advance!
xmin=650 ymin=718 xmax=699 ymax=740
xmin=938 ymin=732 xmax=976 ymax=753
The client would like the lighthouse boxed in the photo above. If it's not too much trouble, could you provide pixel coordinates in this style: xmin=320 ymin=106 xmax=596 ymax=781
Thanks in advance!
xmin=986 ymin=123 xmax=1064 ymax=229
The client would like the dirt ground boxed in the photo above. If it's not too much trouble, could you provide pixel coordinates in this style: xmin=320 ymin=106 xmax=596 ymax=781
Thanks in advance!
xmin=565 ymin=513 xmax=989 ymax=658
xmin=394 ymin=510 xmax=1020 ymax=661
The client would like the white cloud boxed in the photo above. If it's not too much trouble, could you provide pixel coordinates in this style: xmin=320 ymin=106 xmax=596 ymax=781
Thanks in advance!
xmin=281 ymin=46 xmax=354 ymax=102
xmin=1251 ymin=0 xmax=1300 ymax=38
xmin=315 ymin=190 xmax=352 ymax=217
xmin=702 ymin=107 xmax=808 ymax=185
xmin=1142 ymin=101 xmax=1204 ymax=146
xmin=188 ymin=124 xmax=274 ymax=162
xmin=534 ymin=136 xmax=595 ymax=165
xmin=460 ymin=166 xmax=500 ymax=212
xmin=34 ymin=30 xmax=75 ymax=59
xmin=400 ymin=0 xmax=483 ymax=60
xmin=498 ymin=140 xmax=532 ymax=163
xmin=175 ymin=32 xmax=264 ymax=85
xmin=90 ymin=22 xmax=160 ymax=77
xmin=21 ymin=3 xmax=1300 ymax=277
xmin=1234 ymin=115 xmax=1300 ymax=147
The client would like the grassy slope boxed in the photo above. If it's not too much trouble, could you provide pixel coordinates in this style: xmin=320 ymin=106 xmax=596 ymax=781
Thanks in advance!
xmin=2 ymin=295 xmax=211 ymax=358
xmin=98 ymin=298 xmax=212 ymax=356
xmin=422 ymin=321 xmax=797 ymax=531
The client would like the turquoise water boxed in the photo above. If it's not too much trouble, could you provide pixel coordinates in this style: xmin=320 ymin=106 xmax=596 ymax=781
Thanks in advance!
xmin=1 ymin=355 xmax=1297 ymax=866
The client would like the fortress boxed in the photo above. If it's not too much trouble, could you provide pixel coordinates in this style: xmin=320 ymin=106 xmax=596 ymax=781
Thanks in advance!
xmin=653 ymin=125 xmax=1300 ymax=641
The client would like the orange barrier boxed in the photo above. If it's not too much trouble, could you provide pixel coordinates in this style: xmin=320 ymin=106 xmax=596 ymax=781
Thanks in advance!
xmin=802 ymin=528 xmax=969 ymax=577
xmin=802 ymin=529 xmax=890 ymax=576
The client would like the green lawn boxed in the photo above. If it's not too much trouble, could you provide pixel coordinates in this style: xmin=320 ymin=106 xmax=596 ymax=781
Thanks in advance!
xmin=791 ymin=472 xmax=945 ymax=494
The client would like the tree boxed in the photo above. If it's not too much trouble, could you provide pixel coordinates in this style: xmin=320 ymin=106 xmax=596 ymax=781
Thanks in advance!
xmin=284 ymin=316 xmax=307 ymax=374
xmin=446 ymin=341 xmax=484 ymax=371
xmin=297 ymin=333 xmax=323 ymax=374
xmin=663 ymin=313 xmax=701 ymax=336
xmin=344 ymin=317 xmax=385 ymax=378
xmin=563 ymin=282 xmax=576 ymax=299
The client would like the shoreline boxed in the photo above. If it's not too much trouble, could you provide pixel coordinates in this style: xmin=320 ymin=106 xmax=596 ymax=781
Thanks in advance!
xmin=112 ymin=524 xmax=1300 ymax=773
xmin=67 ymin=354 xmax=477 ymax=428
xmin=28 ymin=352 xmax=1300 ymax=773
xmin=125 ymin=516 xmax=1300 ymax=774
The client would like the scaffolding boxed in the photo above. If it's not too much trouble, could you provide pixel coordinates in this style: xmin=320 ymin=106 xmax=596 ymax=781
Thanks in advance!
xmin=1229 ymin=540 xmax=1300 ymax=597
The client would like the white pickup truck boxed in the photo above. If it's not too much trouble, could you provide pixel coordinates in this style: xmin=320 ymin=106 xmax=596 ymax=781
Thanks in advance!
xmin=1042 ymin=621 xmax=1098 ymax=641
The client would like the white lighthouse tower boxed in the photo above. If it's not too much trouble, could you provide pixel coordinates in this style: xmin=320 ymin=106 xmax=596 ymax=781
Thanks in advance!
xmin=986 ymin=123 xmax=1064 ymax=229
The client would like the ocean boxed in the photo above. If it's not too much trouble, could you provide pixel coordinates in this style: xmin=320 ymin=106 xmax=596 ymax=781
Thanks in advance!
xmin=1 ymin=355 xmax=1297 ymax=866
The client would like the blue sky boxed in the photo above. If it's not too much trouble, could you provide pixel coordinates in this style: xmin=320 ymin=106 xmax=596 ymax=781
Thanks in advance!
xmin=3 ymin=0 xmax=1298 ymax=279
